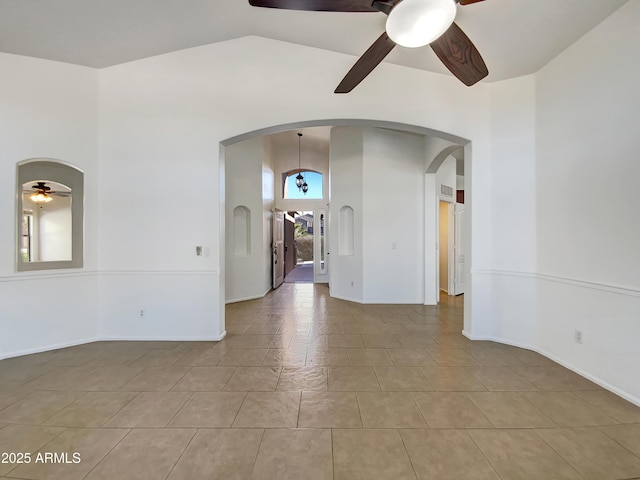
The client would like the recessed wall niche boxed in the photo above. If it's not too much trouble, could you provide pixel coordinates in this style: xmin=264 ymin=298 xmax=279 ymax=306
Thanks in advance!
xmin=339 ymin=205 xmax=354 ymax=256
xmin=232 ymin=205 xmax=251 ymax=256
xmin=16 ymin=159 xmax=84 ymax=271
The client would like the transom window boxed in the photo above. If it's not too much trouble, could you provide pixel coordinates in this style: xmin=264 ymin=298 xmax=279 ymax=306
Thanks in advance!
xmin=283 ymin=170 xmax=323 ymax=199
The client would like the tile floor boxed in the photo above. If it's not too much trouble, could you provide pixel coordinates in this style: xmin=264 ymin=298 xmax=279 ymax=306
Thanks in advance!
xmin=1 ymin=283 xmax=639 ymax=479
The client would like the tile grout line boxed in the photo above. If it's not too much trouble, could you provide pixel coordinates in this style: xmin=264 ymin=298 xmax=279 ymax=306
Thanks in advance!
xmin=464 ymin=428 xmax=508 ymax=480
xmin=163 ymin=427 xmax=199 ymax=480
xmin=530 ymin=428 xmax=588 ymax=480
xmin=78 ymin=427 xmax=134 ymax=480
xmin=229 ymin=392 xmax=249 ymax=427
xmin=164 ymin=391 xmax=195 ymax=428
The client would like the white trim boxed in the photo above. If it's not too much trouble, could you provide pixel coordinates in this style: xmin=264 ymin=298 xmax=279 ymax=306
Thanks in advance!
xmin=330 ymin=292 xmax=426 ymax=305
xmin=462 ymin=330 xmax=640 ymax=408
xmin=472 ymin=269 xmax=640 ymax=298
xmin=0 ymin=271 xmax=98 ymax=282
xmin=0 ymin=332 xmax=228 ymax=361
xmin=100 ymin=270 xmax=220 ymax=276
xmin=225 ymin=288 xmax=271 ymax=304
xmin=329 ymin=293 xmax=361 ymax=304
xmin=1 ymin=270 xmax=220 ymax=282
xmin=0 ymin=337 xmax=101 ymax=360
xmin=100 ymin=332 xmax=227 ymax=342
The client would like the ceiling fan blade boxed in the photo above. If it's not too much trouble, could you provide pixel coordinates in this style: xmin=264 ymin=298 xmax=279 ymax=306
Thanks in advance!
xmin=458 ymin=0 xmax=485 ymax=5
xmin=335 ymin=32 xmax=396 ymax=93
xmin=430 ymin=22 xmax=488 ymax=86
xmin=248 ymin=0 xmax=377 ymax=12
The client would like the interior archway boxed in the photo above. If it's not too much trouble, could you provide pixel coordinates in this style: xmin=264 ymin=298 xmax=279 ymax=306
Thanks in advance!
xmin=219 ymin=119 xmax=471 ymax=340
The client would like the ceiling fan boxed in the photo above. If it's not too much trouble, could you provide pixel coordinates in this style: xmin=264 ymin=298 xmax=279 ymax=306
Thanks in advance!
xmin=24 ymin=181 xmax=71 ymax=203
xmin=249 ymin=0 xmax=488 ymax=93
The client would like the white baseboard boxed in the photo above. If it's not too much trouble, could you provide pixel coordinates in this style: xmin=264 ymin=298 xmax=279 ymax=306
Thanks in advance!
xmin=0 ymin=337 xmax=101 ymax=361
xmin=0 ymin=331 xmax=228 ymax=361
xmin=461 ymin=330 xmax=640 ymax=408
xmin=225 ymin=289 xmax=270 ymax=304
xmin=98 ymin=334 xmax=226 ymax=342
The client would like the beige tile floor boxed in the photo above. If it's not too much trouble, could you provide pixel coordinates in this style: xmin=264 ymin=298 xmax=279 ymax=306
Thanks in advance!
xmin=1 ymin=283 xmax=640 ymax=479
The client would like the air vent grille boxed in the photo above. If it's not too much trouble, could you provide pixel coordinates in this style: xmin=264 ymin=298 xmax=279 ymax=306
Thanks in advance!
xmin=441 ymin=184 xmax=453 ymax=197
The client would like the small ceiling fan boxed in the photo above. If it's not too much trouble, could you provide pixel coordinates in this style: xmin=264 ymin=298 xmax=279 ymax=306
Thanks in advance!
xmin=249 ymin=0 xmax=488 ymax=93
xmin=24 ymin=181 xmax=71 ymax=203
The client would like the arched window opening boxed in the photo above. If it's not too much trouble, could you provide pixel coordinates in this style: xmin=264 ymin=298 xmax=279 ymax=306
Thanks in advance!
xmin=283 ymin=170 xmax=323 ymax=199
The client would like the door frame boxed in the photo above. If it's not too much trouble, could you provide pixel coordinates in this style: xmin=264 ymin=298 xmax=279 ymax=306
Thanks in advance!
xmin=272 ymin=209 xmax=285 ymax=289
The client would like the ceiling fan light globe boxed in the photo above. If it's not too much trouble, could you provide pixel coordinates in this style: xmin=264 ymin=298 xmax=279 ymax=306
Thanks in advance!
xmin=386 ymin=0 xmax=456 ymax=48
xmin=30 ymin=193 xmax=52 ymax=203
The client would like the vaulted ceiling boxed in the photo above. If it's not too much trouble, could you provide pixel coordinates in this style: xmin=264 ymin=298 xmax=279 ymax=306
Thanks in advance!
xmin=0 ymin=0 xmax=629 ymax=82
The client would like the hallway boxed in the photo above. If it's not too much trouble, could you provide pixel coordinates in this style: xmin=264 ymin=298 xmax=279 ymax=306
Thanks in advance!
xmin=0 ymin=284 xmax=639 ymax=479
xmin=283 ymin=263 xmax=314 ymax=283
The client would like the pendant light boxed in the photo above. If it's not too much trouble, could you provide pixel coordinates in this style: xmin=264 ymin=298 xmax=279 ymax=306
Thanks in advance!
xmin=295 ymin=132 xmax=308 ymax=195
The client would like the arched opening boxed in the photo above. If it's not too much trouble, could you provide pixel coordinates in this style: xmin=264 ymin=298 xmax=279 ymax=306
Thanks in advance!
xmin=219 ymin=119 xmax=471 ymax=339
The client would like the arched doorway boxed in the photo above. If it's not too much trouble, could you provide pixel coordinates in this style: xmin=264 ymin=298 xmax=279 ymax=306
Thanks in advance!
xmin=219 ymin=119 xmax=472 ymax=338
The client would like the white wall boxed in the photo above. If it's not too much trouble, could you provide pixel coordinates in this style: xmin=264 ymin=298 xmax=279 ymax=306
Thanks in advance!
xmin=329 ymin=127 xmax=427 ymax=304
xmin=362 ymin=128 xmax=425 ymax=304
xmin=471 ymin=1 xmax=640 ymax=404
xmin=97 ymin=37 xmax=492 ymax=342
xmin=436 ymin=155 xmax=457 ymax=202
xmin=481 ymin=75 xmax=538 ymax=346
xmin=534 ymin=0 xmax=640 ymax=402
xmin=225 ymin=137 xmax=272 ymax=303
xmin=0 ymin=53 xmax=99 ymax=358
xmin=329 ymin=127 xmax=364 ymax=302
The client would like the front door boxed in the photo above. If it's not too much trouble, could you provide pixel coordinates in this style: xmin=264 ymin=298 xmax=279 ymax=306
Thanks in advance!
xmin=314 ymin=209 xmax=329 ymax=283
xmin=273 ymin=210 xmax=285 ymax=289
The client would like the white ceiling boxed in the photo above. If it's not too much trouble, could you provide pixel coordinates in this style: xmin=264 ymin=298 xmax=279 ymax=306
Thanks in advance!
xmin=0 ymin=0 xmax=629 ymax=82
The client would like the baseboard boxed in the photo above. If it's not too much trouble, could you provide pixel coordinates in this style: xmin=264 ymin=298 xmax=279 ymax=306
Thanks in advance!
xmin=0 ymin=337 xmax=101 ymax=360
xmin=461 ymin=330 xmax=640 ymax=408
xmin=329 ymin=293 xmax=361 ymax=304
xmin=330 ymin=293 xmax=426 ymax=305
xmin=0 ymin=331 xmax=228 ymax=361
xmin=225 ymin=289 xmax=270 ymax=304
xmin=99 ymin=332 xmax=227 ymax=342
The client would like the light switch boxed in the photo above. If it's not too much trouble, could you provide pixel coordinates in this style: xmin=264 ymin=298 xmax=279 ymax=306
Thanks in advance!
xmin=196 ymin=246 xmax=203 ymax=256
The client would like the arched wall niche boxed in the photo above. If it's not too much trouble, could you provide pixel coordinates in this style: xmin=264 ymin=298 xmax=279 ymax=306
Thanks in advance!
xmin=339 ymin=205 xmax=355 ymax=256
xmin=232 ymin=205 xmax=251 ymax=256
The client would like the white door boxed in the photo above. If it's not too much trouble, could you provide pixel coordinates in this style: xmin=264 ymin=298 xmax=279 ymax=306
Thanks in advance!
xmin=273 ymin=210 xmax=284 ymax=289
xmin=452 ymin=203 xmax=465 ymax=295
xmin=314 ymin=209 xmax=329 ymax=283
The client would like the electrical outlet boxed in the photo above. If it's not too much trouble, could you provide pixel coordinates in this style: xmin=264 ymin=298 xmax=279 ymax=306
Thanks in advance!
xmin=139 ymin=309 xmax=145 ymax=318
xmin=351 ymin=281 xmax=354 ymax=287
xmin=574 ymin=329 xmax=583 ymax=344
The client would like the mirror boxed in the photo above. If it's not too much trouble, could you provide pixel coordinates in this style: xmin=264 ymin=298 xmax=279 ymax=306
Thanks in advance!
xmin=17 ymin=159 xmax=84 ymax=271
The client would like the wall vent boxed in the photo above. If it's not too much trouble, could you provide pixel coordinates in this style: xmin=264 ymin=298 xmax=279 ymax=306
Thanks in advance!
xmin=440 ymin=184 xmax=454 ymax=197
